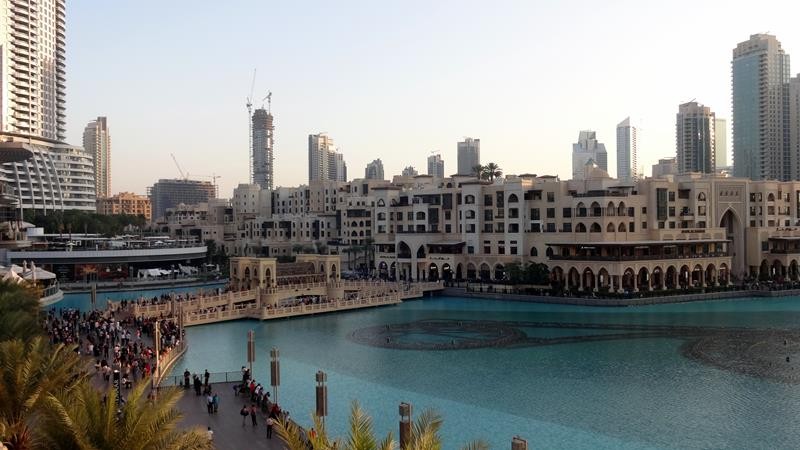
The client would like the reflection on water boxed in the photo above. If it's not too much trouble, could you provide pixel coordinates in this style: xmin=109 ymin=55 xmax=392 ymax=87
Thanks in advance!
xmin=171 ymin=296 xmax=800 ymax=449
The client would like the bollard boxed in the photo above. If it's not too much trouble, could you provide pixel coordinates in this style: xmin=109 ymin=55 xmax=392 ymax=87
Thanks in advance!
xmin=399 ymin=402 xmax=412 ymax=448
xmin=511 ymin=436 xmax=528 ymax=450
xmin=315 ymin=371 xmax=328 ymax=424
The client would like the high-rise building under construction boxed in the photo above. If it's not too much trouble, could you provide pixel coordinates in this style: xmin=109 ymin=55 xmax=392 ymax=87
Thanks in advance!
xmin=252 ymin=107 xmax=274 ymax=189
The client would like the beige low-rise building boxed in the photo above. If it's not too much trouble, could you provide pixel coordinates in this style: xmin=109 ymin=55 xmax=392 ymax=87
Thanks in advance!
xmin=97 ymin=192 xmax=152 ymax=221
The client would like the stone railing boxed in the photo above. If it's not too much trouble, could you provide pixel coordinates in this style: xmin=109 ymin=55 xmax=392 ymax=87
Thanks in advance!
xmin=261 ymin=294 xmax=401 ymax=320
xmin=154 ymin=340 xmax=187 ymax=387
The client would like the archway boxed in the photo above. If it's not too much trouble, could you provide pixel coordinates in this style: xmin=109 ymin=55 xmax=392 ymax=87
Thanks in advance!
xmin=666 ymin=266 xmax=677 ymax=289
xmin=576 ymin=223 xmax=587 ymax=233
xmin=772 ymin=260 xmax=785 ymax=281
xmin=759 ymin=260 xmax=769 ymax=280
xmin=456 ymin=263 xmax=463 ymax=281
xmin=590 ymin=223 xmax=601 ymax=233
xmin=692 ymin=264 xmax=703 ymax=287
xmin=606 ymin=201 xmax=615 ymax=216
xmin=390 ymin=262 xmax=396 ymax=280
xmin=652 ymin=266 xmax=663 ymax=290
xmin=551 ymin=266 xmax=565 ymax=288
xmin=494 ymin=264 xmax=505 ymax=281
xmin=467 ymin=263 xmax=477 ymax=280
xmin=598 ymin=268 xmax=611 ymax=290
xmin=417 ymin=246 xmax=426 ymax=259
xmin=618 ymin=222 xmax=627 ymax=232
xmin=530 ymin=246 xmax=538 ymax=257
xmin=606 ymin=223 xmax=615 ymax=233
xmin=637 ymin=267 xmax=650 ymax=291
xmin=791 ymin=260 xmax=799 ymax=281
xmin=679 ymin=265 xmax=690 ymax=288
xmin=720 ymin=209 xmax=744 ymax=279
xmin=442 ymin=263 xmax=452 ymax=281
xmin=567 ymin=268 xmax=580 ymax=290
xmin=719 ymin=263 xmax=729 ymax=285
xmin=622 ymin=268 xmax=635 ymax=291
xmin=582 ymin=268 xmax=596 ymax=290
xmin=479 ymin=263 xmax=491 ymax=281
xmin=705 ymin=264 xmax=717 ymax=286
xmin=330 ymin=264 xmax=337 ymax=280
xmin=378 ymin=261 xmax=388 ymax=279
xmin=398 ymin=241 xmax=411 ymax=258
xmin=265 ymin=268 xmax=272 ymax=287
xmin=428 ymin=263 xmax=439 ymax=281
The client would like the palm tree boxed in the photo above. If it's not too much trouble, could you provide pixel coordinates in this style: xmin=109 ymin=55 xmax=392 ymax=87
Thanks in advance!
xmin=0 ymin=281 xmax=42 ymax=342
xmin=471 ymin=165 xmax=485 ymax=180
xmin=0 ymin=337 xmax=86 ymax=450
xmin=482 ymin=163 xmax=502 ymax=182
xmin=273 ymin=401 xmax=488 ymax=450
xmin=41 ymin=381 xmax=212 ymax=450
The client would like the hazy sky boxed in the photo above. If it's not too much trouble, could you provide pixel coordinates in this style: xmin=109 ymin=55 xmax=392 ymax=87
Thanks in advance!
xmin=66 ymin=0 xmax=799 ymax=197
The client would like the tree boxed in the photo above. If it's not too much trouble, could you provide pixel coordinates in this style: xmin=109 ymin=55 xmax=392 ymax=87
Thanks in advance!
xmin=482 ymin=163 xmax=502 ymax=182
xmin=0 ymin=282 xmax=42 ymax=342
xmin=505 ymin=262 xmax=524 ymax=284
xmin=0 ymin=338 xmax=86 ymax=450
xmin=40 ymin=381 xmax=212 ymax=450
xmin=471 ymin=165 xmax=485 ymax=180
xmin=525 ymin=262 xmax=550 ymax=285
xmin=274 ymin=401 xmax=488 ymax=450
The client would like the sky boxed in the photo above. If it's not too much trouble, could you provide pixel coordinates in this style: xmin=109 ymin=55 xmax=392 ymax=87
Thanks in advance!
xmin=65 ymin=0 xmax=800 ymax=198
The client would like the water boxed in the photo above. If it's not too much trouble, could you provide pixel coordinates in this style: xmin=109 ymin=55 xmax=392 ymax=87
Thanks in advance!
xmin=54 ymin=282 xmax=227 ymax=311
xmin=165 ymin=296 xmax=800 ymax=449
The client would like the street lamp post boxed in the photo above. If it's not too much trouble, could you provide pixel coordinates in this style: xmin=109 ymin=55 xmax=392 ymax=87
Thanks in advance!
xmin=270 ymin=347 xmax=280 ymax=404
xmin=399 ymin=402 xmax=412 ymax=448
xmin=315 ymin=371 xmax=327 ymax=427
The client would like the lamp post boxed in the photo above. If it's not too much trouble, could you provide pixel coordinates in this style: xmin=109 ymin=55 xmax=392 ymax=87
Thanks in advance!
xmin=399 ymin=402 xmax=412 ymax=448
xmin=315 ymin=371 xmax=327 ymax=426
xmin=247 ymin=330 xmax=255 ymax=377
xmin=270 ymin=347 xmax=280 ymax=404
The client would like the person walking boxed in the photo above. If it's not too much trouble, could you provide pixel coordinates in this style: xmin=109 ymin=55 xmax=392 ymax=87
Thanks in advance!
xmin=240 ymin=405 xmax=249 ymax=426
xmin=204 ymin=369 xmax=210 ymax=386
xmin=212 ymin=392 xmax=219 ymax=413
xmin=250 ymin=404 xmax=257 ymax=427
xmin=266 ymin=416 xmax=274 ymax=439
xmin=206 ymin=393 xmax=213 ymax=414
xmin=183 ymin=369 xmax=190 ymax=389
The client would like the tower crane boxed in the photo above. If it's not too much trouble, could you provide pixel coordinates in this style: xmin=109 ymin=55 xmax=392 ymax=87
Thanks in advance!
xmin=246 ymin=68 xmax=257 ymax=183
xmin=262 ymin=91 xmax=272 ymax=113
xmin=170 ymin=153 xmax=187 ymax=180
xmin=190 ymin=174 xmax=221 ymax=186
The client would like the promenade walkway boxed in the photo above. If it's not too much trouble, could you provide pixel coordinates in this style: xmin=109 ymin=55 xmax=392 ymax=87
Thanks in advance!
xmin=176 ymin=381 xmax=284 ymax=450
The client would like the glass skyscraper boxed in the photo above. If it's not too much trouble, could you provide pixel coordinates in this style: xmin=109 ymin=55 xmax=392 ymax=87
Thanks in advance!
xmin=732 ymin=34 xmax=791 ymax=181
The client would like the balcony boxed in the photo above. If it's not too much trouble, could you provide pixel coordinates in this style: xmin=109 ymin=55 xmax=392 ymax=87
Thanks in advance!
xmin=548 ymin=252 xmax=729 ymax=262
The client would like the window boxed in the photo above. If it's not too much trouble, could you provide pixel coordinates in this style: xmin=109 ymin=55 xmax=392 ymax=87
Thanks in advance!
xmin=641 ymin=207 xmax=647 ymax=214
xmin=668 ymin=207 xmax=675 ymax=217
xmin=530 ymin=208 xmax=540 ymax=220
xmin=484 ymin=195 xmax=493 ymax=206
xmin=547 ymin=192 xmax=555 ymax=202
xmin=510 ymin=247 xmax=517 ymax=255
xmin=562 ymin=208 xmax=572 ymax=218
xmin=445 ymin=210 xmax=451 ymax=220
xmin=629 ymin=222 xmax=635 ymax=232
xmin=546 ymin=208 xmax=555 ymax=219
xmin=562 ymin=223 xmax=572 ymax=232
xmin=465 ymin=195 xmax=475 ymax=204
xmin=495 ymin=223 xmax=505 ymax=232
xmin=669 ymin=221 xmax=675 ymax=229
xmin=509 ymin=208 xmax=519 ymax=218
xmin=484 ymin=245 xmax=491 ymax=254
xmin=445 ymin=224 xmax=451 ymax=233
xmin=698 ymin=206 xmax=706 ymax=216
xmin=668 ymin=191 xmax=675 ymax=202
xmin=509 ymin=223 xmax=519 ymax=232
xmin=546 ymin=223 xmax=556 ymax=232
xmin=484 ymin=210 xmax=493 ymax=221
xmin=467 ymin=246 xmax=475 ymax=254
xmin=484 ymin=224 xmax=493 ymax=232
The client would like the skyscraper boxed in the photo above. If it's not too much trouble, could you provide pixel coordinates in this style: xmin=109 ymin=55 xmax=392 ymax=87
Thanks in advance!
xmin=83 ymin=117 xmax=111 ymax=198
xmin=0 ymin=0 xmax=96 ymax=212
xmin=732 ymin=34 xmax=791 ymax=181
xmin=365 ymin=159 xmax=385 ymax=180
xmin=616 ymin=118 xmax=637 ymax=183
xmin=401 ymin=166 xmax=418 ymax=177
xmin=427 ymin=153 xmax=444 ymax=178
xmin=790 ymin=76 xmax=800 ymax=180
xmin=0 ymin=0 xmax=66 ymax=141
xmin=252 ymin=108 xmax=274 ymax=189
xmin=676 ymin=102 xmax=716 ymax=174
xmin=457 ymin=138 xmax=480 ymax=175
xmin=308 ymin=133 xmax=347 ymax=183
xmin=571 ymin=131 xmax=608 ymax=180
xmin=714 ymin=118 xmax=728 ymax=168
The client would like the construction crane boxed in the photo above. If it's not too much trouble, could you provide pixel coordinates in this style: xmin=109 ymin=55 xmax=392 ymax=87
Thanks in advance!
xmin=170 ymin=153 xmax=186 ymax=180
xmin=262 ymin=91 xmax=272 ymax=113
xmin=190 ymin=174 xmax=221 ymax=186
xmin=246 ymin=68 xmax=257 ymax=183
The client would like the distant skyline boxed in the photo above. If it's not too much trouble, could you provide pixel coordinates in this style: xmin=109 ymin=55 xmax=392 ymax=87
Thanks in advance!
xmin=65 ymin=1 xmax=799 ymax=197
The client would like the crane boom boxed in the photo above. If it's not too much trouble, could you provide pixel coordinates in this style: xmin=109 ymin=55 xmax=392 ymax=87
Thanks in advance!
xmin=170 ymin=153 xmax=186 ymax=180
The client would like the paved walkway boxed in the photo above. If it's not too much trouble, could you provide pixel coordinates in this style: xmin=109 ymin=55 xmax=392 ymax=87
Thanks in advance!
xmin=176 ymin=381 xmax=285 ymax=449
